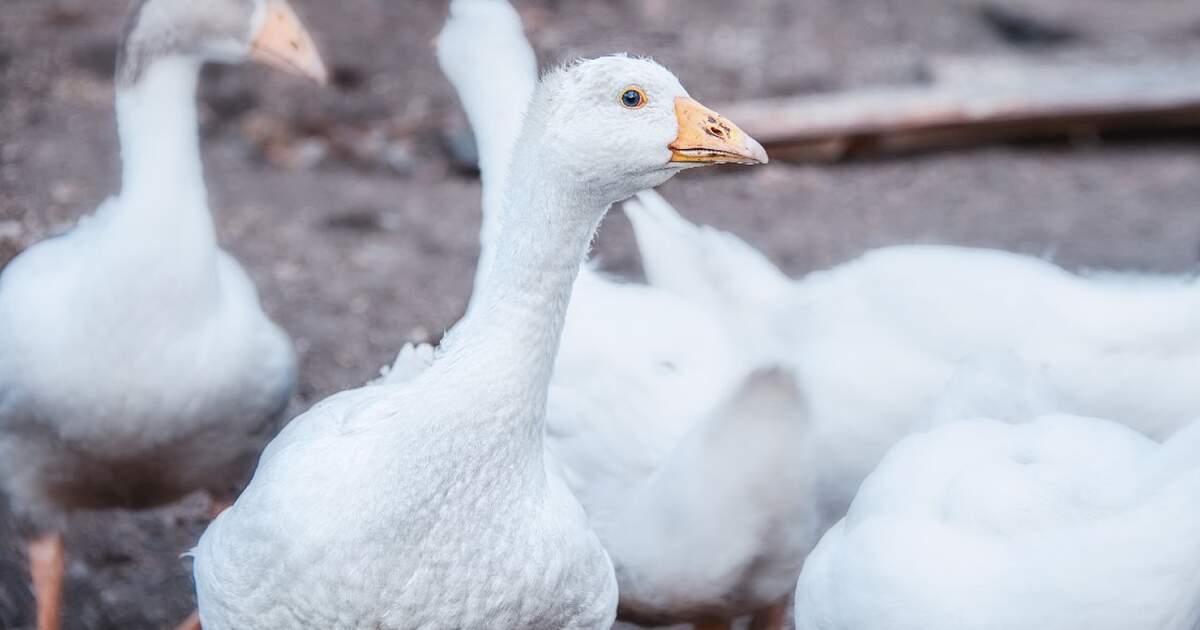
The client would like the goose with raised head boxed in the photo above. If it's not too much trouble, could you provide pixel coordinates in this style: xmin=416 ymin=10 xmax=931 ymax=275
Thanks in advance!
xmin=794 ymin=414 xmax=1200 ymax=630
xmin=435 ymin=3 xmax=811 ymax=627
xmin=0 ymin=1 xmax=325 ymax=628
xmin=191 ymin=55 xmax=767 ymax=629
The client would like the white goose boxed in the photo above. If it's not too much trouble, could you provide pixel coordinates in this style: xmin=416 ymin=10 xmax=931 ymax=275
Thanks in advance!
xmin=620 ymin=184 xmax=1200 ymax=526
xmin=0 ymin=1 xmax=325 ymax=628
xmin=625 ymin=200 xmax=1200 ymax=624
xmin=436 ymin=3 xmax=813 ymax=627
xmin=792 ymin=247 xmax=1200 ymax=528
xmin=794 ymin=414 xmax=1200 ymax=630
xmin=191 ymin=55 xmax=767 ymax=629
xmin=439 ymin=1 xmax=745 ymax=435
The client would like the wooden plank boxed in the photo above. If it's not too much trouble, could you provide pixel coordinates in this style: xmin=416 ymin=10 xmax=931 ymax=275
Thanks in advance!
xmin=716 ymin=55 xmax=1200 ymax=161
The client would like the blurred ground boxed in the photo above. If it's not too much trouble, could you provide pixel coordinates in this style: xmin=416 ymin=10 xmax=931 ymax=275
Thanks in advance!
xmin=2 ymin=0 xmax=1200 ymax=628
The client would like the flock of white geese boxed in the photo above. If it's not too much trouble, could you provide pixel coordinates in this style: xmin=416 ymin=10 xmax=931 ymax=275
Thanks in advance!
xmin=1 ymin=0 xmax=1199 ymax=629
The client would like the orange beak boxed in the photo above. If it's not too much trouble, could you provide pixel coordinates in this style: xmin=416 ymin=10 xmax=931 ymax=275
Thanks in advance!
xmin=669 ymin=97 xmax=768 ymax=166
xmin=250 ymin=0 xmax=329 ymax=85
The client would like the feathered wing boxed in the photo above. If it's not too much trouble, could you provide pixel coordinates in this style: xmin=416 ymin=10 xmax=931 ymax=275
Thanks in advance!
xmin=811 ymin=245 xmax=1200 ymax=439
xmin=600 ymin=367 xmax=820 ymax=622
xmin=794 ymin=415 xmax=1200 ymax=630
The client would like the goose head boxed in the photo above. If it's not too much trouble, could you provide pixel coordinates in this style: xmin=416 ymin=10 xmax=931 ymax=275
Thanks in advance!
xmin=520 ymin=55 xmax=767 ymax=203
xmin=117 ymin=0 xmax=327 ymax=86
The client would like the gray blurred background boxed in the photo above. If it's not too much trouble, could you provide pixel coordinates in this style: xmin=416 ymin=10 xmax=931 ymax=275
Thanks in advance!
xmin=2 ymin=0 xmax=1200 ymax=628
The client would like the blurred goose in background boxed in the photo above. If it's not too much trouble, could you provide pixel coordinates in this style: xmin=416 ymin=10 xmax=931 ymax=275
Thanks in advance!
xmin=620 ymin=187 xmax=1200 ymax=531
xmin=0 ymin=1 xmax=325 ymax=628
xmin=794 ymin=414 xmax=1200 ymax=630
xmin=786 ymin=246 xmax=1200 ymax=526
xmin=434 ymin=2 xmax=811 ymax=628
xmin=192 ymin=55 xmax=767 ymax=629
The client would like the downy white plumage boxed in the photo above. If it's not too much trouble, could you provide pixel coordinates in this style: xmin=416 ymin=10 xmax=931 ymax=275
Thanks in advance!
xmin=785 ymin=246 xmax=1200 ymax=527
xmin=0 ymin=1 xmax=324 ymax=628
xmin=794 ymin=414 xmax=1200 ymax=630
xmin=619 ymin=189 xmax=1200 ymax=535
xmin=435 ymin=2 xmax=813 ymax=627
xmin=191 ymin=54 xmax=767 ymax=629
xmin=436 ymin=6 xmax=1200 ymax=628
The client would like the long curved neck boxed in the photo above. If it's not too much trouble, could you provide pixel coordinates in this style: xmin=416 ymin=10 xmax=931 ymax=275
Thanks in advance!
xmin=442 ymin=157 xmax=605 ymax=418
xmin=437 ymin=0 xmax=541 ymax=308
xmin=471 ymin=78 xmax=535 ymax=308
xmin=112 ymin=56 xmax=213 ymax=245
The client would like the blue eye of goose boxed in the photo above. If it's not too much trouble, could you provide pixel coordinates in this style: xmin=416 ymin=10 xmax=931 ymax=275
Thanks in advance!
xmin=621 ymin=88 xmax=645 ymax=109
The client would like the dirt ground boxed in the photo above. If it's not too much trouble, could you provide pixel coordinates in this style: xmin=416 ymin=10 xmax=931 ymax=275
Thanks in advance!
xmin=2 ymin=0 xmax=1200 ymax=628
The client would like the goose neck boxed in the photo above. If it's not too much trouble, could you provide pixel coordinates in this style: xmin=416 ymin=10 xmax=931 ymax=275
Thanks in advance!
xmin=114 ymin=57 xmax=211 ymax=233
xmin=447 ymin=160 xmax=605 ymax=404
xmin=93 ymin=54 xmax=222 ymax=305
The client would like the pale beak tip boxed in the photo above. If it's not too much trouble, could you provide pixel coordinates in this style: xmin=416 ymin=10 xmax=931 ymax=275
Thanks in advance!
xmin=312 ymin=61 xmax=330 ymax=86
xmin=251 ymin=0 xmax=329 ymax=87
xmin=747 ymin=136 xmax=769 ymax=165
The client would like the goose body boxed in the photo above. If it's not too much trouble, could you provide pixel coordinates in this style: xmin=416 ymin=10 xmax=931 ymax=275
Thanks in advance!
xmin=552 ymin=365 xmax=817 ymax=625
xmin=787 ymin=245 xmax=1200 ymax=522
xmin=194 ymin=54 xmax=767 ymax=628
xmin=436 ymin=2 xmax=811 ymax=625
xmin=623 ymin=187 xmax=1200 ymax=529
xmin=551 ymin=269 xmax=750 ymax=458
xmin=0 ymin=183 xmax=295 ymax=521
xmin=0 ymin=54 xmax=294 ymax=516
xmin=549 ymin=274 xmax=814 ymax=625
xmin=794 ymin=415 xmax=1200 ymax=630
xmin=0 ymin=0 xmax=329 ymax=526
xmin=194 ymin=371 xmax=617 ymax=629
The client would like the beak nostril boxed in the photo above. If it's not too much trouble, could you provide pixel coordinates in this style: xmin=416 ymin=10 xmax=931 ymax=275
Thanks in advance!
xmin=671 ymin=97 xmax=766 ymax=164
